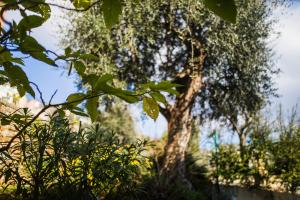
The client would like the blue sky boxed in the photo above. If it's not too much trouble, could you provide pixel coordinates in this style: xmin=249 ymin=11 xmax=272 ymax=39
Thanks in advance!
xmin=6 ymin=2 xmax=300 ymax=140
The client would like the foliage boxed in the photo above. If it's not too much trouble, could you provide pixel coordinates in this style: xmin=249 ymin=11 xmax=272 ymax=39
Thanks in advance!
xmin=0 ymin=0 xmax=238 ymax=124
xmin=94 ymin=103 xmax=139 ymax=142
xmin=65 ymin=0 xmax=283 ymax=125
xmin=270 ymin=107 xmax=300 ymax=193
xmin=64 ymin=0 xmax=285 ymax=182
xmin=0 ymin=108 xmax=150 ymax=199
xmin=211 ymin=144 xmax=243 ymax=185
xmin=210 ymin=107 xmax=300 ymax=194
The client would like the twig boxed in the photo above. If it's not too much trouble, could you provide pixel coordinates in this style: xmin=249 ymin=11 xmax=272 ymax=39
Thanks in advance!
xmin=30 ymin=82 xmax=46 ymax=106
xmin=49 ymin=89 xmax=58 ymax=105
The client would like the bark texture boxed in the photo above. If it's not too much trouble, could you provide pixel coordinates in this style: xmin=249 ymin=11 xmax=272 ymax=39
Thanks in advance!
xmin=157 ymin=37 xmax=206 ymax=187
xmin=160 ymin=74 xmax=202 ymax=183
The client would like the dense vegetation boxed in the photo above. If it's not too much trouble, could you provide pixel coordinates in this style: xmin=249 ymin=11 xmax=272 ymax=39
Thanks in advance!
xmin=64 ymin=0 xmax=285 ymax=185
xmin=211 ymin=107 xmax=300 ymax=194
xmin=0 ymin=0 xmax=299 ymax=199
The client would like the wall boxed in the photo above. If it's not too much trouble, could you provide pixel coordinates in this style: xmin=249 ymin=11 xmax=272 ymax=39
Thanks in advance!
xmin=211 ymin=185 xmax=300 ymax=200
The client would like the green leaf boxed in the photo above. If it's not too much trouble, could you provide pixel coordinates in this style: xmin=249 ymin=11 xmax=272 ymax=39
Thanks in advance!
xmin=1 ymin=118 xmax=11 ymax=126
xmin=95 ymin=74 xmax=114 ymax=90
xmin=23 ymin=83 xmax=35 ymax=97
xmin=4 ymin=64 xmax=35 ymax=97
xmin=94 ymin=74 xmax=140 ymax=103
xmin=21 ymin=1 xmax=51 ymax=20
xmin=71 ymin=0 xmax=91 ymax=9
xmin=114 ymin=90 xmax=140 ymax=103
xmin=20 ymin=36 xmax=45 ymax=52
xmin=31 ymin=52 xmax=56 ymax=66
xmin=65 ymin=47 xmax=72 ymax=55
xmin=102 ymin=0 xmax=122 ymax=29
xmin=83 ymin=74 xmax=99 ymax=89
xmin=70 ymin=107 xmax=89 ymax=117
xmin=66 ymin=93 xmax=86 ymax=106
xmin=0 ymin=50 xmax=13 ymax=63
xmin=38 ymin=4 xmax=51 ymax=20
xmin=150 ymin=92 xmax=167 ymax=106
xmin=86 ymin=97 xmax=99 ymax=122
xmin=143 ymin=97 xmax=159 ymax=120
xmin=73 ymin=61 xmax=86 ymax=76
xmin=80 ymin=53 xmax=99 ymax=61
xmin=164 ymin=88 xmax=180 ymax=96
xmin=203 ymin=0 xmax=237 ymax=23
xmin=19 ymin=37 xmax=56 ymax=66
xmin=58 ymin=109 xmax=65 ymax=118
xmin=17 ymin=85 xmax=26 ymax=97
xmin=18 ymin=15 xmax=45 ymax=31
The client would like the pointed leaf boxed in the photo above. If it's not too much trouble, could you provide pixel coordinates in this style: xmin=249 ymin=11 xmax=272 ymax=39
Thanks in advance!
xmin=18 ymin=15 xmax=45 ymax=31
xmin=143 ymin=97 xmax=159 ymax=120
xmin=67 ymin=93 xmax=86 ymax=104
xmin=73 ymin=61 xmax=86 ymax=76
xmin=86 ymin=97 xmax=98 ymax=122
xmin=150 ymin=92 xmax=167 ymax=106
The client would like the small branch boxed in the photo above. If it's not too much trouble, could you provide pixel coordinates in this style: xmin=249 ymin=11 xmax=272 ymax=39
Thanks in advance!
xmin=48 ymin=90 xmax=58 ymax=105
xmin=30 ymin=82 xmax=46 ymax=106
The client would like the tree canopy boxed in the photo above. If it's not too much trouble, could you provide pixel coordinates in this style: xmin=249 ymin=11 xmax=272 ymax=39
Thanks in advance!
xmin=64 ymin=0 xmax=286 ymax=182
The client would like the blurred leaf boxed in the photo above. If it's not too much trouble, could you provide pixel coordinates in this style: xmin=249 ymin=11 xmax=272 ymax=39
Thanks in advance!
xmin=71 ymin=0 xmax=91 ymax=9
xmin=102 ymin=0 xmax=122 ymax=29
xmin=66 ymin=93 xmax=86 ymax=106
xmin=18 ymin=37 xmax=56 ymax=66
xmin=80 ymin=53 xmax=99 ymax=61
xmin=18 ymin=15 xmax=45 ymax=31
xmin=163 ymin=88 xmax=179 ymax=96
xmin=31 ymin=52 xmax=56 ymax=66
xmin=65 ymin=47 xmax=72 ymax=55
xmin=4 ymin=64 xmax=35 ymax=97
xmin=95 ymin=74 xmax=139 ymax=103
xmin=1 ymin=118 xmax=11 ymax=126
xmin=21 ymin=1 xmax=51 ymax=20
xmin=143 ymin=97 xmax=159 ymax=120
xmin=20 ymin=36 xmax=45 ymax=52
xmin=70 ymin=107 xmax=89 ymax=117
xmin=73 ymin=61 xmax=86 ymax=76
xmin=150 ymin=92 xmax=167 ymax=106
xmin=114 ymin=90 xmax=140 ymax=103
xmin=204 ymin=0 xmax=237 ymax=23
xmin=95 ymin=74 xmax=114 ymax=90
xmin=86 ymin=97 xmax=99 ymax=122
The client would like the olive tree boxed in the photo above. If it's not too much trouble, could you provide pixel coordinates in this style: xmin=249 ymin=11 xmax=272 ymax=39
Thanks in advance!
xmin=64 ymin=0 xmax=286 ymax=183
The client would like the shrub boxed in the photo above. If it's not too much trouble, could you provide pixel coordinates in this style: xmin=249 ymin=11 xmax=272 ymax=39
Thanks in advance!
xmin=0 ymin=110 xmax=150 ymax=199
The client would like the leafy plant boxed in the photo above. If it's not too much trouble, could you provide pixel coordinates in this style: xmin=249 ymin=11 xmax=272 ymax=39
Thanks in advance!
xmin=0 ymin=107 xmax=151 ymax=199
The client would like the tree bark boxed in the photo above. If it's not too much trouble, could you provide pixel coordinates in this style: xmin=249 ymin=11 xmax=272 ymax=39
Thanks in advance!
xmin=159 ymin=73 xmax=203 ymax=186
xmin=239 ymin=133 xmax=246 ymax=160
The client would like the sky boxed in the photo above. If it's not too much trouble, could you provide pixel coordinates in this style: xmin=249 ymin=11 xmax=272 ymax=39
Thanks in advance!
xmin=5 ymin=1 xmax=300 ymax=140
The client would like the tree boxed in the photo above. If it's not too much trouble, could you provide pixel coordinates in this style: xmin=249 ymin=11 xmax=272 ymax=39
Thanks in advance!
xmin=271 ymin=106 xmax=300 ymax=193
xmin=65 ymin=0 xmax=285 ymax=184
xmin=0 ymin=0 xmax=236 ymax=154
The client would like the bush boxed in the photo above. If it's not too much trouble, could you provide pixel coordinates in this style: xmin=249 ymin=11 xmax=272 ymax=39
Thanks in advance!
xmin=0 ymin=110 xmax=151 ymax=199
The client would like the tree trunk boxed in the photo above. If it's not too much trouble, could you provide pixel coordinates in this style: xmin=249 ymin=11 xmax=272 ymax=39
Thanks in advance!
xmin=239 ymin=133 xmax=246 ymax=160
xmin=159 ymin=73 xmax=203 ymax=186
